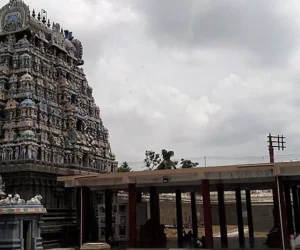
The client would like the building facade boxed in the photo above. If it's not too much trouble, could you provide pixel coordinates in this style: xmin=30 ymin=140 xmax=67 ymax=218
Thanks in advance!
xmin=0 ymin=0 xmax=118 ymax=247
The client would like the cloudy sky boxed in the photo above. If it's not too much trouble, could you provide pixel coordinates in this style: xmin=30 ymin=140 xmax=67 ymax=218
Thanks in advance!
xmin=22 ymin=0 xmax=300 ymax=169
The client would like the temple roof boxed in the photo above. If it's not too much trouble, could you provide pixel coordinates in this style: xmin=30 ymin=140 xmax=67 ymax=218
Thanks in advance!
xmin=0 ymin=0 xmax=84 ymax=65
xmin=21 ymin=130 xmax=35 ymax=140
xmin=20 ymin=73 xmax=33 ymax=82
xmin=20 ymin=98 xmax=35 ymax=106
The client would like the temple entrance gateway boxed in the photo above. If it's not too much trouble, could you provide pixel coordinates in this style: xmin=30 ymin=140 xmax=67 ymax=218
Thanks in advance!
xmin=0 ymin=0 xmax=118 ymax=247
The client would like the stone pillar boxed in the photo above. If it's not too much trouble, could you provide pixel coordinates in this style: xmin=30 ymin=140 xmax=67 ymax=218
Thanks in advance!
xmin=217 ymin=183 xmax=228 ymax=248
xmin=235 ymin=187 xmax=245 ymax=246
xmin=128 ymin=183 xmax=137 ymax=248
xmin=245 ymin=190 xmax=254 ymax=239
xmin=277 ymin=177 xmax=289 ymax=249
xmin=77 ymin=187 xmax=89 ymax=246
xmin=105 ymin=189 xmax=112 ymax=243
xmin=149 ymin=187 xmax=156 ymax=219
xmin=272 ymin=186 xmax=280 ymax=228
xmin=284 ymin=183 xmax=294 ymax=235
xmin=44 ymin=182 xmax=49 ymax=208
xmin=149 ymin=186 xmax=160 ymax=241
xmin=176 ymin=190 xmax=183 ymax=247
xmin=292 ymin=185 xmax=300 ymax=234
xmin=190 ymin=192 xmax=198 ymax=238
xmin=202 ymin=179 xmax=213 ymax=249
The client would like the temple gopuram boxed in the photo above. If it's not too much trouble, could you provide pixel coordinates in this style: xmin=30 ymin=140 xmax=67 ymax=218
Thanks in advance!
xmin=0 ymin=0 xmax=117 ymax=248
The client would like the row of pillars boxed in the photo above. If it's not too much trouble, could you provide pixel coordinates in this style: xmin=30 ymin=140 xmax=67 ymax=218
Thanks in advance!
xmin=77 ymin=177 xmax=299 ymax=249
xmin=178 ymin=178 xmax=300 ymax=250
xmin=129 ymin=180 xmax=255 ymax=249
xmin=278 ymin=180 xmax=300 ymax=250
xmin=199 ymin=181 xmax=254 ymax=249
xmin=77 ymin=182 xmax=254 ymax=249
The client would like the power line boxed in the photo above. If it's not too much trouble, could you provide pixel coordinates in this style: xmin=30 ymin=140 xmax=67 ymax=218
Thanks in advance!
xmin=122 ymin=153 xmax=300 ymax=165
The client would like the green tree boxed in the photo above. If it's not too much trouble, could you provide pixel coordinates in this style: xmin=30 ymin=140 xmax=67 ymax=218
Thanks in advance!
xmin=143 ymin=150 xmax=161 ymax=170
xmin=180 ymin=159 xmax=199 ymax=169
xmin=157 ymin=149 xmax=178 ymax=170
xmin=118 ymin=161 xmax=132 ymax=172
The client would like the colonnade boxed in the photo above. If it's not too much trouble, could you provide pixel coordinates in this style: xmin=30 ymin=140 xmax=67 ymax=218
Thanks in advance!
xmin=78 ymin=177 xmax=300 ymax=249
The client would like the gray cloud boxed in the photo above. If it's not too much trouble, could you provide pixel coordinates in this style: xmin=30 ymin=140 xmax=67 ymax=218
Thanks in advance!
xmin=135 ymin=0 xmax=299 ymax=66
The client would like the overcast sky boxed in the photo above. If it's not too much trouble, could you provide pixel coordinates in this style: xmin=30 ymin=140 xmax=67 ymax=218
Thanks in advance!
xmin=21 ymin=0 xmax=300 ymax=169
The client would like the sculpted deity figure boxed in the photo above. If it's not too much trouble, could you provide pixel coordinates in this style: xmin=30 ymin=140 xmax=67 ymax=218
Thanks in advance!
xmin=52 ymin=148 xmax=56 ymax=163
xmin=4 ymin=131 xmax=9 ymax=141
xmin=40 ymin=149 xmax=44 ymax=161
xmin=90 ymin=157 xmax=95 ymax=168
xmin=0 ymin=175 xmax=5 ymax=195
xmin=27 ymin=145 xmax=32 ymax=159
xmin=56 ymin=152 xmax=60 ymax=163
xmin=104 ymin=164 xmax=108 ymax=173
xmin=68 ymin=153 xmax=72 ymax=164
xmin=2 ymin=147 xmax=7 ymax=161
xmin=21 ymin=144 xmax=26 ymax=159
xmin=64 ymin=153 xmax=68 ymax=164
xmin=31 ymin=110 xmax=36 ymax=117
xmin=8 ymin=147 xmax=13 ymax=161
xmin=14 ymin=146 xmax=19 ymax=160
xmin=44 ymin=149 xmax=48 ymax=162
xmin=77 ymin=152 xmax=83 ymax=166
xmin=60 ymin=153 xmax=64 ymax=164
xmin=9 ymin=130 xmax=16 ymax=141
xmin=32 ymin=146 xmax=37 ymax=160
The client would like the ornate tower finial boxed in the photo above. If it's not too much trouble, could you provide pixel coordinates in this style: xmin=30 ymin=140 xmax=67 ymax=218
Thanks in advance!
xmin=9 ymin=0 xmax=16 ymax=5
xmin=32 ymin=9 xmax=36 ymax=18
xmin=37 ymin=12 xmax=41 ymax=21
xmin=42 ymin=15 xmax=46 ymax=24
xmin=47 ymin=19 xmax=51 ymax=28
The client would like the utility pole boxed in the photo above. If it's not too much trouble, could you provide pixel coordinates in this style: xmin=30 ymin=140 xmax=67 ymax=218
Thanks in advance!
xmin=267 ymin=133 xmax=286 ymax=163
xmin=267 ymin=133 xmax=288 ymax=250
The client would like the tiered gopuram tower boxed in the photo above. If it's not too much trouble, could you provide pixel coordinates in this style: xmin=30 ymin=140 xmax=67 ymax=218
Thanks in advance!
xmin=0 ymin=0 xmax=117 ymax=247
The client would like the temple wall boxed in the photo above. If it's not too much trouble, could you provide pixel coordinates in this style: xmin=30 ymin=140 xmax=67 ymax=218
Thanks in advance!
xmin=158 ymin=201 xmax=273 ymax=231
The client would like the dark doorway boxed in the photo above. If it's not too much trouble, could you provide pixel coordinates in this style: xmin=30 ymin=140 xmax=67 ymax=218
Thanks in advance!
xmin=83 ymin=153 xmax=89 ymax=167
xmin=71 ymin=94 xmax=77 ymax=104
xmin=23 ymin=221 xmax=32 ymax=250
xmin=76 ymin=119 xmax=83 ymax=132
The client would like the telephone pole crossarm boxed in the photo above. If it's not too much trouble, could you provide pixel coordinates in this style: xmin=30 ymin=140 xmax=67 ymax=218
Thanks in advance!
xmin=267 ymin=133 xmax=286 ymax=163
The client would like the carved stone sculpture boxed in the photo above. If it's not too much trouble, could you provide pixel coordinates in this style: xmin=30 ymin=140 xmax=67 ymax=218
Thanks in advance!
xmin=0 ymin=175 xmax=5 ymax=198
xmin=14 ymin=146 xmax=19 ymax=160
xmin=2 ymin=147 xmax=6 ymax=161
xmin=0 ymin=194 xmax=12 ymax=205
xmin=8 ymin=147 xmax=13 ymax=160
xmin=26 ymin=194 xmax=42 ymax=205
xmin=11 ymin=194 xmax=25 ymax=204
xmin=21 ymin=144 xmax=26 ymax=159
xmin=0 ymin=193 xmax=42 ymax=206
